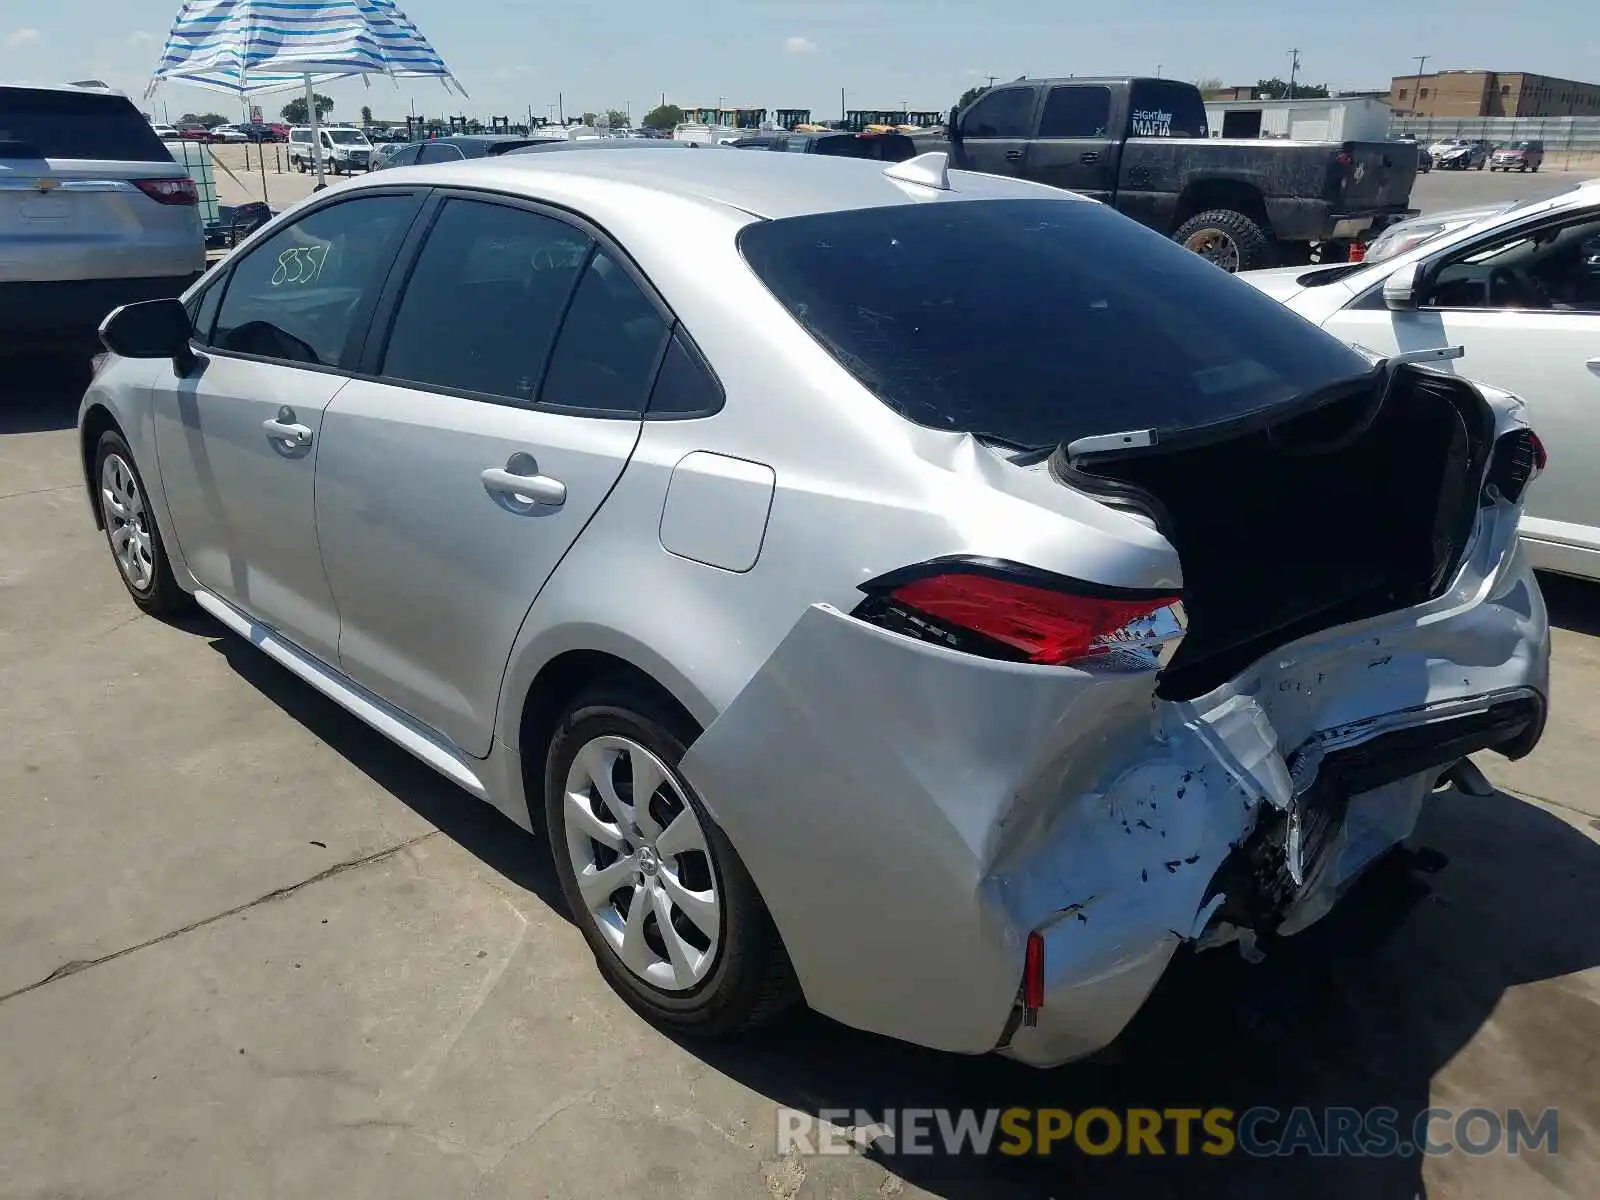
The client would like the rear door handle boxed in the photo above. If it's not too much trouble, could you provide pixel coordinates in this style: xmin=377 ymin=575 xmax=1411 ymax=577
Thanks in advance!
xmin=262 ymin=412 xmax=312 ymax=448
xmin=482 ymin=463 xmax=566 ymax=508
xmin=1079 ymin=151 xmax=1100 ymax=164
xmin=1004 ymin=149 xmax=1024 ymax=161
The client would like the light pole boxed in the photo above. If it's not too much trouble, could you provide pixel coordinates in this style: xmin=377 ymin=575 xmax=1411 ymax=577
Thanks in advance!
xmin=1411 ymin=55 xmax=1429 ymax=118
xmin=1287 ymin=48 xmax=1300 ymax=100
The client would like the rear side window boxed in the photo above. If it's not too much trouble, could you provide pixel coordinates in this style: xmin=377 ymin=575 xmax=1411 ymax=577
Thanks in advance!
xmin=647 ymin=329 xmax=723 ymax=417
xmin=959 ymin=87 xmax=1036 ymax=139
xmin=738 ymin=199 xmax=1371 ymax=448
xmin=417 ymin=142 xmax=464 ymax=163
xmin=0 ymin=87 xmax=171 ymax=161
xmin=1038 ymin=87 xmax=1112 ymax=139
xmin=1126 ymin=80 xmax=1208 ymax=138
xmin=380 ymin=198 xmax=591 ymax=402
xmin=539 ymin=251 xmax=670 ymax=415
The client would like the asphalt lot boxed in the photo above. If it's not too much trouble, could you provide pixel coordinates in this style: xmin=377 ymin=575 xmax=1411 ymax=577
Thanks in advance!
xmin=3 ymin=164 xmax=1598 ymax=1198
xmin=1409 ymin=163 xmax=1599 ymax=217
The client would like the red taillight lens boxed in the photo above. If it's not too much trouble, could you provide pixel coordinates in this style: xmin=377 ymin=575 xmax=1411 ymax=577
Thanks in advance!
xmin=1530 ymin=431 xmax=1548 ymax=472
xmin=1336 ymin=151 xmax=1353 ymax=169
xmin=133 ymin=177 xmax=199 ymax=205
xmin=1348 ymin=241 xmax=1367 ymax=262
xmin=858 ymin=563 xmax=1185 ymax=669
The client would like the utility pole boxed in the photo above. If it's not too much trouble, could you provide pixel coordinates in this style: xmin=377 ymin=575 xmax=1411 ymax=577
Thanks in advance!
xmin=1155 ymin=64 xmax=1162 ymax=78
xmin=1286 ymin=48 xmax=1300 ymax=100
xmin=558 ymin=91 xmax=564 ymax=124
xmin=840 ymin=86 xmax=846 ymax=122
xmin=1412 ymin=55 xmax=1429 ymax=117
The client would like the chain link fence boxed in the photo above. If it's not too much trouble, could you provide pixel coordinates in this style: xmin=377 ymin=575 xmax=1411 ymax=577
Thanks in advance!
xmin=1391 ymin=115 xmax=1600 ymax=162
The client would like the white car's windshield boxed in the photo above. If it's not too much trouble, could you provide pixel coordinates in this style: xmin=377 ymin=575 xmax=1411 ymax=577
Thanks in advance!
xmin=326 ymin=129 xmax=369 ymax=146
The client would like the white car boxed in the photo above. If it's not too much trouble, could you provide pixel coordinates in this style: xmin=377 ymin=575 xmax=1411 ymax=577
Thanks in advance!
xmin=1240 ymin=178 xmax=1600 ymax=581
xmin=208 ymin=124 xmax=251 ymax=144
xmin=151 ymin=123 xmax=180 ymax=141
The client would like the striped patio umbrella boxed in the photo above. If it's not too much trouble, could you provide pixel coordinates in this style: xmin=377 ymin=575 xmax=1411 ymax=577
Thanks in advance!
xmin=147 ymin=0 xmax=464 ymax=184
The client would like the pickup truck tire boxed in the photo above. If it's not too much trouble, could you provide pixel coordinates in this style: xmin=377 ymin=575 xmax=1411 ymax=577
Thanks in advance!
xmin=1174 ymin=209 xmax=1274 ymax=273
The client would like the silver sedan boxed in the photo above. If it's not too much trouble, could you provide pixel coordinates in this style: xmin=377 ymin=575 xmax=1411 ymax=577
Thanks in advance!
xmin=79 ymin=148 xmax=1550 ymax=1066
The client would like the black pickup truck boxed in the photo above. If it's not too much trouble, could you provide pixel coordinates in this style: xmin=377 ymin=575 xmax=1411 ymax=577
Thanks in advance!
xmin=940 ymin=77 xmax=1418 ymax=271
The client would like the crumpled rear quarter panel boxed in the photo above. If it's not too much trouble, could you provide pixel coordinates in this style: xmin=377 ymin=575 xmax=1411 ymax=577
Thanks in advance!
xmin=679 ymin=518 xmax=1548 ymax=1065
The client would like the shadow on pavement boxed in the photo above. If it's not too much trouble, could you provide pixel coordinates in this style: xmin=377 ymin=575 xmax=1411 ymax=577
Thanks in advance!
xmin=193 ymin=620 xmax=568 ymax=917
xmin=1539 ymin=571 xmax=1600 ymax=637
xmin=0 ymin=354 xmax=92 ymax=435
xmin=182 ymin=609 xmax=1599 ymax=1199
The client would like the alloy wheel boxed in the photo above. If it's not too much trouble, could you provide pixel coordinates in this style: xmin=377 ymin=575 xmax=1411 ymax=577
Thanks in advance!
xmin=100 ymin=453 xmax=154 ymax=592
xmin=562 ymin=735 xmax=721 ymax=992
xmin=1184 ymin=229 xmax=1241 ymax=273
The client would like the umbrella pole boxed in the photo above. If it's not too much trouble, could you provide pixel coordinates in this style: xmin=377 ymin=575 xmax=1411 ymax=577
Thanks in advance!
xmin=306 ymin=75 xmax=326 ymax=188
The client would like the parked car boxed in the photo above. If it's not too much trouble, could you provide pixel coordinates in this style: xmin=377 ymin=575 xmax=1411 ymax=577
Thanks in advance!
xmin=80 ymin=149 xmax=1548 ymax=1066
xmin=1394 ymin=133 xmax=1430 ymax=172
xmin=151 ymin=123 xmax=180 ymax=141
xmin=369 ymin=133 xmax=553 ymax=169
xmin=936 ymin=76 xmax=1418 ymax=270
xmin=208 ymin=124 xmax=251 ymax=144
xmin=366 ymin=140 xmax=414 ymax=170
xmin=175 ymin=123 xmax=213 ymax=142
xmin=1491 ymin=139 xmax=1544 ymax=172
xmin=731 ymin=130 xmax=920 ymax=162
xmin=1433 ymin=139 xmax=1490 ymax=170
xmin=1239 ymin=177 xmax=1600 ymax=580
xmin=287 ymin=125 xmax=375 ymax=173
xmin=0 ymin=82 xmax=203 ymax=360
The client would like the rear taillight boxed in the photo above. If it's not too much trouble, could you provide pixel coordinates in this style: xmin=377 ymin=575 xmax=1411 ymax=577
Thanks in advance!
xmin=133 ymin=177 xmax=199 ymax=205
xmin=1348 ymin=241 xmax=1367 ymax=262
xmin=854 ymin=559 xmax=1185 ymax=670
xmin=1335 ymin=151 xmax=1353 ymax=169
xmin=1484 ymin=428 xmax=1545 ymax=505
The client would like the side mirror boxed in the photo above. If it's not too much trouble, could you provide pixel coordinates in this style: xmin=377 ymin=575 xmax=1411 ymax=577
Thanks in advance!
xmin=1383 ymin=263 xmax=1423 ymax=311
xmin=98 ymin=297 xmax=195 ymax=368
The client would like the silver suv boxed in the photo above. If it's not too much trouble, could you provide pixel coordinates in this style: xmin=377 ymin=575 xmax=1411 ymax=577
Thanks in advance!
xmin=0 ymin=83 xmax=204 ymax=357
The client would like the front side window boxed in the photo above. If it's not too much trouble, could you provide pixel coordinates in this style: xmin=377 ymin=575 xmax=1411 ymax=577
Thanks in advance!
xmin=380 ymin=198 xmax=592 ymax=402
xmin=738 ymin=199 xmax=1373 ymax=448
xmin=959 ymin=87 xmax=1036 ymax=139
xmin=1425 ymin=212 xmax=1600 ymax=313
xmin=212 ymin=194 xmax=415 ymax=366
xmin=1038 ymin=86 xmax=1112 ymax=139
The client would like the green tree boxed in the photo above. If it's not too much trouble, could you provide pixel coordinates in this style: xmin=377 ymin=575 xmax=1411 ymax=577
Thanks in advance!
xmin=1254 ymin=77 xmax=1330 ymax=100
xmin=580 ymin=111 xmax=598 ymax=126
xmin=280 ymin=93 xmax=335 ymax=124
xmin=641 ymin=103 xmax=683 ymax=131
xmin=605 ymin=109 xmax=630 ymax=128
xmin=360 ymin=104 xmax=373 ymax=125
xmin=1194 ymin=76 xmax=1225 ymax=94
xmin=955 ymin=85 xmax=988 ymax=111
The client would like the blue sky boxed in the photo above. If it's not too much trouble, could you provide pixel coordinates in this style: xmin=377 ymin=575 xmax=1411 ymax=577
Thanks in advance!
xmin=4 ymin=0 xmax=1598 ymax=124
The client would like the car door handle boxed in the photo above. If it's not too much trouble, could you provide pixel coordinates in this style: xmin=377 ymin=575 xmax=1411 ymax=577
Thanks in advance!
xmin=1004 ymin=149 xmax=1025 ymax=161
xmin=482 ymin=466 xmax=566 ymax=508
xmin=1079 ymin=151 xmax=1100 ymax=164
xmin=261 ymin=417 xmax=312 ymax=447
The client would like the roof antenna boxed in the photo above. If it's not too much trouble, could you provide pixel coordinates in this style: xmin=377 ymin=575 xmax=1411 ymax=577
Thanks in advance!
xmin=883 ymin=150 xmax=950 ymax=190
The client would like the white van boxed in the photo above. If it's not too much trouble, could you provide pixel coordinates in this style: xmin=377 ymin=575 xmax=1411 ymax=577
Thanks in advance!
xmin=287 ymin=125 xmax=374 ymax=174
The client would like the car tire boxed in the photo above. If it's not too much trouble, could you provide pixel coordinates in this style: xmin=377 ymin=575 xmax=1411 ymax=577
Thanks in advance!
xmin=93 ymin=430 xmax=190 ymax=617
xmin=544 ymin=679 xmax=799 ymax=1037
xmin=1174 ymin=209 xmax=1274 ymax=273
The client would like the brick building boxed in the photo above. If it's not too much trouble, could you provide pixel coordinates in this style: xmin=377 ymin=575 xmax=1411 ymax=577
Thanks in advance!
xmin=1388 ymin=70 xmax=1600 ymax=118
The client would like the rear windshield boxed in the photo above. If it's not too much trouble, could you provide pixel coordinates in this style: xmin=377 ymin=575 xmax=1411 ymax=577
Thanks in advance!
xmin=1126 ymin=79 xmax=1208 ymax=138
xmin=0 ymin=87 xmax=171 ymax=162
xmin=737 ymin=199 xmax=1373 ymax=447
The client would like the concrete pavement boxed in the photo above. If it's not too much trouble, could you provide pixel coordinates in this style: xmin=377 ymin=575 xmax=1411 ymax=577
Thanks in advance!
xmin=2 ymin=362 xmax=1597 ymax=1198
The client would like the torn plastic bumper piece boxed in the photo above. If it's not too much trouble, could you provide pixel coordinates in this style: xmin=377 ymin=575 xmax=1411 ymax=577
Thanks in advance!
xmin=678 ymin=552 xmax=1548 ymax=1069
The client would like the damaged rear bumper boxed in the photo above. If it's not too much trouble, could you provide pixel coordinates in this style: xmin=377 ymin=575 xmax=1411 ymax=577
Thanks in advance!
xmin=679 ymin=539 xmax=1548 ymax=1068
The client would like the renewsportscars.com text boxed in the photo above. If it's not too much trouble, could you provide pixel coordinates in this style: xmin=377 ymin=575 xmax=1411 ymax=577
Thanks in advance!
xmin=777 ymin=1106 xmax=1559 ymax=1159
